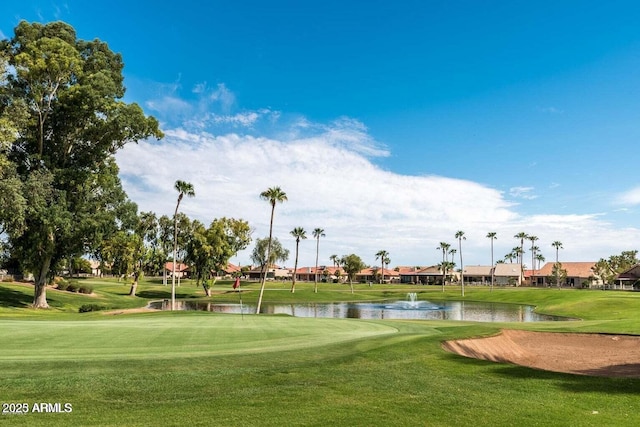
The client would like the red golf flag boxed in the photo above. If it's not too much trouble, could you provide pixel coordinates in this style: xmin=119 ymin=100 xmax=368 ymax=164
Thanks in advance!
xmin=233 ymin=277 xmax=240 ymax=289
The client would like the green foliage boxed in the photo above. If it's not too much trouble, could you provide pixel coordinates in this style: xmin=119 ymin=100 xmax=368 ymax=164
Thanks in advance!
xmin=78 ymin=285 xmax=93 ymax=294
xmin=340 ymin=253 xmax=366 ymax=284
xmin=1 ymin=21 xmax=162 ymax=307
xmin=251 ymin=237 xmax=290 ymax=269
xmin=78 ymin=303 xmax=105 ymax=312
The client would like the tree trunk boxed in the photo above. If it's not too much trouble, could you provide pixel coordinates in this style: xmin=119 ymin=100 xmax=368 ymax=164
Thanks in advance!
xmin=129 ymin=271 xmax=139 ymax=296
xmin=349 ymin=279 xmax=354 ymax=294
xmin=256 ymin=204 xmax=275 ymax=314
xmin=291 ymin=241 xmax=299 ymax=293
xmin=33 ymin=255 xmax=52 ymax=309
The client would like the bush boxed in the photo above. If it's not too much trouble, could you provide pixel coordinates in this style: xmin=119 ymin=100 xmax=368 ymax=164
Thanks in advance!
xmin=66 ymin=283 xmax=77 ymax=293
xmin=78 ymin=304 xmax=105 ymax=313
xmin=57 ymin=281 xmax=69 ymax=291
xmin=78 ymin=285 xmax=93 ymax=294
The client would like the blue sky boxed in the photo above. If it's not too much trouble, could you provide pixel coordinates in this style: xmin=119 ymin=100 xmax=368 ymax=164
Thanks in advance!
xmin=3 ymin=1 xmax=640 ymax=268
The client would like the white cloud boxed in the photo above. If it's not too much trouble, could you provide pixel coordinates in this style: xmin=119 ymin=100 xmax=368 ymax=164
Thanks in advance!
xmin=119 ymin=80 xmax=640 ymax=268
xmin=116 ymin=121 xmax=640 ymax=268
xmin=208 ymin=83 xmax=236 ymax=112
xmin=617 ymin=186 xmax=640 ymax=206
xmin=509 ymin=186 xmax=537 ymax=200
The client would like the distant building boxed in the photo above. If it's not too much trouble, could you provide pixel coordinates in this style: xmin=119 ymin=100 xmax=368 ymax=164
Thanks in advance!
xmin=535 ymin=262 xmax=599 ymax=288
xmin=493 ymin=263 xmax=523 ymax=286
xmin=462 ymin=266 xmax=493 ymax=285
xmin=164 ymin=262 xmax=190 ymax=278
xmin=615 ymin=264 xmax=640 ymax=290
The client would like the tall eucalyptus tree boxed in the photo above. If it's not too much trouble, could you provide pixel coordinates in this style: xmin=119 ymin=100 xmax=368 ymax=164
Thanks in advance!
xmin=1 ymin=21 xmax=162 ymax=308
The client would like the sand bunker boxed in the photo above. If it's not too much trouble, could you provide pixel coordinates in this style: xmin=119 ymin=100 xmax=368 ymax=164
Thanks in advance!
xmin=443 ymin=329 xmax=640 ymax=378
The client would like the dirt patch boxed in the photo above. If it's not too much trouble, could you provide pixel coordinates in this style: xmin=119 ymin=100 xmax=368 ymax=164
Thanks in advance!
xmin=443 ymin=329 xmax=640 ymax=378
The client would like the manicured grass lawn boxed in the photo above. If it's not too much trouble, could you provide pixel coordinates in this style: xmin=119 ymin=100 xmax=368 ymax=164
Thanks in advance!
xmin=1 ymin=279 xmax=639 ymax=426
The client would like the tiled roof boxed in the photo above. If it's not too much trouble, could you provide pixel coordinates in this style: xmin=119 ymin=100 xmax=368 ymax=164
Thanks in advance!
xmin=164 ymin=262 xmax=189 ymax=272
xmin=356 ymin=267 xmax=399 ymax=276
xmin=493 ymin=263 xmax=522 ymax=277
xmin=537 ymin=262 xmax=596 ymax=278
xmin=463 ymin=265 xmax=493 ymax=276
xmin=618 ymin=264 xmax=640 ymax=279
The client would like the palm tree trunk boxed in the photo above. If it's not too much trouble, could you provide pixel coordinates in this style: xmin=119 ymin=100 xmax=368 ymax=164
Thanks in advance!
xmin=256 ymin=204 xmax=275 ymax=314
xmin=291 ymin=241 xmax=299 ymax=293
xmin=314 ymin=238 xmax=319 ymax=293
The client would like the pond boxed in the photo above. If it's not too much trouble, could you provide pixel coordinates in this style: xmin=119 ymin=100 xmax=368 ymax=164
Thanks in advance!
xmin=148 ymin=293 xmax=568 ymax=322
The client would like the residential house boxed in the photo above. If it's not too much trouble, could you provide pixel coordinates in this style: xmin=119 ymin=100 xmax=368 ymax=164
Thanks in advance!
xmin=164 ymin=262 xmax=190 ymax=279
xmin=535 ymin=262 xmax=599 ymax=288
xmin=356 ymin=267 xmax=400 ymax=284
xmin=400 ymin=265 xmax=450 ymax=285
xmin=217 ymin=263 xmax=242 ymax=278
xmin=247 ymin=265 xmax=291 ymax=281
xmin=615 ymin=264 xmax=640 ymax=290
xmin=493 ymin=263 xmax=523 ymax=286
xmin=462 ymin=266 xmax=493 ymax=285
xmin=89 ymin=260 xmax=103 ymax=277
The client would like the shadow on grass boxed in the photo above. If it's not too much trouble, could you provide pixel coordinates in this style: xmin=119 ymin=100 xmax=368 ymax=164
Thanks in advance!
xmin=443 ymin=352 xmax=640 ymax=394
xmin=137 ymin=290 xmax=197 ymax=300
xmin=490 ymin=365 xmax=640 ymax=394
xmin=0 ymin=284 xmax=33 ymax=307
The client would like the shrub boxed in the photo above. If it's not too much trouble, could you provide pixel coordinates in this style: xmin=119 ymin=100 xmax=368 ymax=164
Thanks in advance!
xmin=78 ymin=285 xmax=93 ymax=294
xmin=57 ymin=281 xmax=69 ymax=291
xmin=66 ymin=283 xmax=77 ymax=293
xmin=78 ymin=304 xmax=105 ymax=313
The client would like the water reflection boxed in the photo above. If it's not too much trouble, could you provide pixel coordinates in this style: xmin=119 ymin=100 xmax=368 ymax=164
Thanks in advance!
xmin=149 ymin=299 xmax=566 ymax=322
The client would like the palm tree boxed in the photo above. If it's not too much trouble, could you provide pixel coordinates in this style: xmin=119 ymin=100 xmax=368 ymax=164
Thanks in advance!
xmin=552 ymin=241 xmax=563 ymax=288
xmin=535 ymin=253 xmax=546 ymax=275
xmin=437 ymin=242 xmax=450 ymax=291
xmin=375 ymin=250 xmax=389 ymax=284
xmin=289 ymin=227 xmax=307 ymax=293
xmin=256 ymin=186 xmax=288 ymax=314
xmin=312 ymin=228 xmax=325 ymax=293
xmin=514 ymin=232 xmax=528 ymax=265
xmin=455 ymin=231 xmax=466 ymax=296
xmin=504 ymin=251 xmax=515 ymax=263
xmin=329 ymin=254 xmax=339 ymax=268
xmin=528 ymin=235 xmax=538 ymax=284
xmin=486 ymin=232 xmax=497 ymax=291
xmin=171 ymin=180 xmax=195 ymax=311
xmin=448 ymin=248 xmax=457 ymax=264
